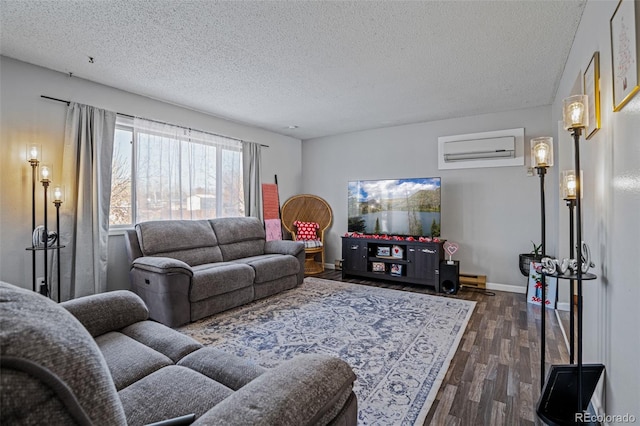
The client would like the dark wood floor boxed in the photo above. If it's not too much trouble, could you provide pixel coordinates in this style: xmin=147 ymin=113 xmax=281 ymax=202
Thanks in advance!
xmin=314 ymin=270 xmax=569 ymax=426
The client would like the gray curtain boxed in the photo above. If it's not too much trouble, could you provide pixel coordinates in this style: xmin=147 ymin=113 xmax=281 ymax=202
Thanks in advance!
xmin=59 ymin=102 xmax=116 ymax=300
xmin=242 ymin=141 xmax=262 ymax=220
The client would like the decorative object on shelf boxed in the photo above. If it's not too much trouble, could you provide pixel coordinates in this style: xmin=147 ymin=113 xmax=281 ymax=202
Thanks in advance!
xmin=372 ymin=262 xmax=385 ymax=272
xmin=537 ymin=94 xmax=605 ymax=425
xmin=583 ymin=52 xmax=601 ymax=139
xmin=527 ymin=261 xmax=557 ymax=307
xmin=518 ymin=241 xmax=544 ymax=277
xmin=32 ymin=226 xmax=57 ymax=248
xmin=391 ymin=245 xmax=404 ymax=259
xmin=390 ymin=264 xmax=403 ymax=276
xmin=443 ymin=241 xmax=459 ymax=265
xmin=343 ymin=232 xmax=441 ymax=243
xmin=610 ymin=0 xmax=639 ymax=111
xmin=541 ymin=242 xmax=595 ymax=276
xmin=376 ymin=246 xmax=391 ymax=257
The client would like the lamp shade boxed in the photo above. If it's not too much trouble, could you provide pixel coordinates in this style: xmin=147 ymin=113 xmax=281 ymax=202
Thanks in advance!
xmin=40 ymin=164 xmax=52 ymax=183
xmin=561 ymin=170 xmax=583 ymax=199
xmin=563 ymin=95 xmax=589 ymax=130
xmin=531 ymin=137 xmax=554 ymax=168
xmin=52 ymin=185 xmax=65 ymax=203
xmin=26 ymin=144 xmax=41 ymax=162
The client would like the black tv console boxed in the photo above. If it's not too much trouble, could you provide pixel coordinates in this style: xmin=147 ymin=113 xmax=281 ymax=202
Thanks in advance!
xmin=341 ymin=236 xmax=444 ymax=292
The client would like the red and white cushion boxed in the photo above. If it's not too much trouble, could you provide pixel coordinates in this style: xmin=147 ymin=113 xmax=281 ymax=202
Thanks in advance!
xmin=294 ymin=220 xmax=319 ymax=241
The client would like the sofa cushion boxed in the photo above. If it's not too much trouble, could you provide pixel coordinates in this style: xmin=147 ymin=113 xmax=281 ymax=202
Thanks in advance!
xmin=190 ymin=263 xmax=255 ymax=302
xmin=136 ymin=220 xmax=223 ymax=266
xmin=210 ymin=217 xmax=266 ymax=261
xmin=233 ymin=254 xmax=301 ymax=284
xmin=119 ymin=366 xmax=233 ymax=426
xmin=121 ymin=321 xmax=203 ymax=363
xmin=178 ymin=347 xmax=266 ymax=391
xmin=95 ymin=332 xmax=173 ymax=390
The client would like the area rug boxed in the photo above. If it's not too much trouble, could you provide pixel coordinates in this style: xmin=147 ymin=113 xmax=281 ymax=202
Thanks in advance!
xmin=179 ymin=277 xmax=475 ymax=425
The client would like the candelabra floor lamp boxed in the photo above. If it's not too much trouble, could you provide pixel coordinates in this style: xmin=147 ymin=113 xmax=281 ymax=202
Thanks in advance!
xmin=25 ymin=145 xmax=65 ymax=302
xmin=536 ymin=96 xmax=604 ymax=425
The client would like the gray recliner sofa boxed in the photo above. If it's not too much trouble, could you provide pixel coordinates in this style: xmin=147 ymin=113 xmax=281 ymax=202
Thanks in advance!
xmin=0 ymin=282 xmax=358 ymax=426
xmin=124 ymin=217 xmax=305 ymax=327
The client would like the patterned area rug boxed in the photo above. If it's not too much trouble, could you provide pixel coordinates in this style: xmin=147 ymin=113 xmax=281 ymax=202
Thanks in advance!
xmin=179 ymin=277 xmax=475 ymax=425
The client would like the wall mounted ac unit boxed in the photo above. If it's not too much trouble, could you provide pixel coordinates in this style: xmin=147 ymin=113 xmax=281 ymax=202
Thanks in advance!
xmin=438 ymin=128 xmax=524 ymax=170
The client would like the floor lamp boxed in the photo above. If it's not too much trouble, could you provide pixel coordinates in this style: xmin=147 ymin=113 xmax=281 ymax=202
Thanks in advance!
xmin=537 ymin=95 xmax=604 ymax=425
xmin=531 ymin=136 xmax=553 ymax=391
xmin=25 ymin=146 xmax=65 ymax=301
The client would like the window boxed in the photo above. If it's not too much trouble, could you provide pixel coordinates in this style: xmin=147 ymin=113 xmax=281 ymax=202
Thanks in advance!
xmin=109 ymin=116 xmax=244 ymax=227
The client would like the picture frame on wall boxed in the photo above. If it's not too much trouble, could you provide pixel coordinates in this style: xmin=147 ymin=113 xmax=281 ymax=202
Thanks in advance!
xmin=584 ymin=52 xmax=601 ymax=139
xmin=610 ymin=0 xmax=640 ymax=111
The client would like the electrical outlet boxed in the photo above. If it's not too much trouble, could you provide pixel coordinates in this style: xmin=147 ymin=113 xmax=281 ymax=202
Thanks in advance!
xmin=527 ymin=167 xmax=535 ymax=177
xmin=37 ymin=276 xmax=45 ymax=288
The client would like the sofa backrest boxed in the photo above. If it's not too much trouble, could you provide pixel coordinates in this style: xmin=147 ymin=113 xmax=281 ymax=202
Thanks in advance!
xmin=0 ymin=282 xmax=127 ymax=425
xmin=136 ymin=220 xmax=224 ymax=266
xmin=209 ymin=217 xmax=266 ymax=261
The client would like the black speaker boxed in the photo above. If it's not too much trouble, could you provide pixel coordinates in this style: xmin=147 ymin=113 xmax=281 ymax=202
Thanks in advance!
xmin=439 ymin=260 xmax=460 ymax=294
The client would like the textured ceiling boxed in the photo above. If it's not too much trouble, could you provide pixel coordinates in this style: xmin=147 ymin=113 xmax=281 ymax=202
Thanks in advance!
xmin=0 ymin=1 xmax=585 ymax=140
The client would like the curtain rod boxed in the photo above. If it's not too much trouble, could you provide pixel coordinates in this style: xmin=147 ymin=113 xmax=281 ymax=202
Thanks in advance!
xmin=40 ymin=95 xmax=269 ymax=147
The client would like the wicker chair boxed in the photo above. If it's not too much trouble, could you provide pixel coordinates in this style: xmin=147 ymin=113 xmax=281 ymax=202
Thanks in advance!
xmin=281 ymin=194 xmax=333 ymax=275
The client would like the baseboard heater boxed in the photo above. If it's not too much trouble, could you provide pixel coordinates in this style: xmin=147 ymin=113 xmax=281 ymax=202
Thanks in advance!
xmin=459 ymin=273 xmax=486 ymax=289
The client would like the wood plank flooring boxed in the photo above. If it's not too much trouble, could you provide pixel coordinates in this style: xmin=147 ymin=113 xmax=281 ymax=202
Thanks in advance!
xmin=314 ymin=270 xmax=569 ymax=425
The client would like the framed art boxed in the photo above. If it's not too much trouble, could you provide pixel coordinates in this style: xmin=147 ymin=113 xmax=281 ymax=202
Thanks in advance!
xmin=390 ymin=264 xmax=403 ymax=277
xmin=376 ymin=246 xmax=391 ymax=257
xmin=610 ymin=0 xmax=640 ymax=111
xmin=584 ymin=52 xmax=601 ymax=139
xmin=372 ymin=262 xmax=386 ymax=273
xmin=526 ymin=262 xmax=558 ymax=309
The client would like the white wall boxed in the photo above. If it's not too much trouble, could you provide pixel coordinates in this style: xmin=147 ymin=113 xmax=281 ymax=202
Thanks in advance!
xmin=552 ymin=0 xmax=639 ymax=418
xmin=301 ymin=106 xmax=556 ymax=290
xmin=0 ymin=56 xmax=302 ymax=292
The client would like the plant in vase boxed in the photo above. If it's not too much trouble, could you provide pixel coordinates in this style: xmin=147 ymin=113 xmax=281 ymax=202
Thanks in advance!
xmin=519 ymin=241 xmax=544 ymax=277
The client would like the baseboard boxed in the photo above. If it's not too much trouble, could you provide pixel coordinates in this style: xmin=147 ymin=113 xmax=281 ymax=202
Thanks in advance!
xmin=556 ymin=302 xmax=571 ymax=312
xmin=325 ymin=262 xmax=336 ymax=270
xmin=486 ymin=282 xmax=527 ymax=294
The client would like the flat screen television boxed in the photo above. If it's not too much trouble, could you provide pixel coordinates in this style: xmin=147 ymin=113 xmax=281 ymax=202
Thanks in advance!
xmin=348 ymin=177 xmax=441 ymax=237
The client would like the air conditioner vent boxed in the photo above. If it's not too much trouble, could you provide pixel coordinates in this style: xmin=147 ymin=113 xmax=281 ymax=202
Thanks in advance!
xmin=438 ymin=128 xmax=524 ymax=170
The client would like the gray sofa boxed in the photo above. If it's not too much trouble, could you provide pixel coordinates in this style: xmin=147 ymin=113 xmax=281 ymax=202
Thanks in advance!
xmin=124 ymin=217 xmax=305 ymax=327
xmin=0 ymin=282 xmax=358 ymax=426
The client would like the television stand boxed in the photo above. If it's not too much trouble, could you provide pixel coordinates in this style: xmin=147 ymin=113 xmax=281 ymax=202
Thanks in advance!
xmin=341 ymin=236 xmax=444 ymax=291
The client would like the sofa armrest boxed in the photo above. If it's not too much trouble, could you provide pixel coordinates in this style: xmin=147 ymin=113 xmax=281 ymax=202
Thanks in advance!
xmin=192 ymin=354 xmax=356 ymax=426
xmin=62 ymin=290 xmax=149 ymax=337
xmin=132 ymin=257 xmax=194 ymax=277
xmin=264 ymin=240 xmax=305 ymax=257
